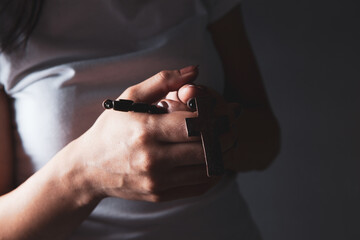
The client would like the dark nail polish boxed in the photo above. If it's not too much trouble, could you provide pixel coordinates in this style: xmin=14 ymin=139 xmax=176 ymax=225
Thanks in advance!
xmin=157 ymin=101 xmax=169 ymax=109
xmin=103 ymin=99 xmax=114 ymax=109
xmin=187 ymin=98 xmax=197 ymax=111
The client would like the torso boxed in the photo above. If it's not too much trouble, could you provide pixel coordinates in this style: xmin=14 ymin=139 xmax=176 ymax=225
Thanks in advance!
xmin=0 ymin=1 xmax=260 ymax=239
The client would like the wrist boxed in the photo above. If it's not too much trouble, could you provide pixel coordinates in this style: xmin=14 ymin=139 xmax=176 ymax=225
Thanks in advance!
xmin=49 ymin=139 xmax=103 ymax=208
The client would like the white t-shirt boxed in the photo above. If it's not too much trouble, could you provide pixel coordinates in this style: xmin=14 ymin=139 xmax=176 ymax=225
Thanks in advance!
xmin=0 ymin=0 xmax=261 ymax=239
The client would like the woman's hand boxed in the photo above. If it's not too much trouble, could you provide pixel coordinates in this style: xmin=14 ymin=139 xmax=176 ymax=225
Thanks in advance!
xmin=159 ymin=84 xmax=280 ymax=173
xmin=67 ymin=66 xmax=219 ymax=203
xmin=0 ymin=66 xmax=222 ymax=240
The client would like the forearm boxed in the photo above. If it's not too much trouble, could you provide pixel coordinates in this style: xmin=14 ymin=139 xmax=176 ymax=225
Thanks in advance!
xmin=208 ymin=6 xmax=281 ymax=172
xmin=222 ymin=59 xmax=280 ymax=172
xmin=0 ymin=67 xmax=205 ymax=239
xmin=0 ymin=141 xmax=100 ymax=240
xmin=222 ymin=52 xmax=281 ymax=172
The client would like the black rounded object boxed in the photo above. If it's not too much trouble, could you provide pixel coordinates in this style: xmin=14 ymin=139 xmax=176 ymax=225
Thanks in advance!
xmin=113 ymin=99 xmax=133 ymax=111
xmin=131 ymin=103 xmax=150 ymax=113
xmin=187 ymin=98 xmax=197 ymax=111
xmin=103 ymin=99 xmax=113 ymax=109
xmin=148 ymin=105 xmax=167 ymax=114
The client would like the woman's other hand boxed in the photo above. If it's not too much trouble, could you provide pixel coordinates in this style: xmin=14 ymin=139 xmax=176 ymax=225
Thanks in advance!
xmin=160 ymin=84 xmax=280 ymax=173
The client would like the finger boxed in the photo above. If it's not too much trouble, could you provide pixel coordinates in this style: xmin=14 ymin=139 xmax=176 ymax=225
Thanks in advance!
xmin=170 ymin=165 xmax=210 ymax=185
xmin=161 ymin=84 xmax=206 ymax=112
xmin=156 ymin=165 xmax=214 ymax=192
xmin=156 ymin=99 xmax=189 ymax=113
xmin=150 ymin=111 xmax=201 ymax=142
xmin=165 ymin=91 xmax=180 ymax=101
xmin=164 ymin=84 xmax=206 ymax=104
xmin=177 ymin=84 xmax=207 ymax=105
xmin=120 ymin=65 xmax=199 ymax=103
xmin=160 ymin=142 xmax=205 ymax=167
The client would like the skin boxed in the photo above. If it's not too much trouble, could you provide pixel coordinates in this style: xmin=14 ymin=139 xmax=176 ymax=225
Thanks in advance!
xmin=0 ymin=5 xmax=280 ymax=240
xmin=164 ymin=6 xmax=280 ymax=171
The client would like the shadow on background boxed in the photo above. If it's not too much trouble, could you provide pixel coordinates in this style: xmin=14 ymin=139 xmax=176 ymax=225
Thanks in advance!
xmin=237 ymin=0 xmax=360 ymax=239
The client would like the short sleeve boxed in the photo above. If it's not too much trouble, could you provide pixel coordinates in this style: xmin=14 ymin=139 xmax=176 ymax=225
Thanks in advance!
xmin=201 ymin=0 xmax=242 ymax=23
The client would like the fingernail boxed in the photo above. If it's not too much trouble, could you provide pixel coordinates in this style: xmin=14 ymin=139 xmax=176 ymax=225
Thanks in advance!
xmin=187 ymin=98 xmax=197 ymax=111
xmin=186 ymin=84 xmax=206 ymax=91
xmin=180 ymin=65 xmax=199 ymax=75
xmin=157 ymin=100 xmax=169 ymax=109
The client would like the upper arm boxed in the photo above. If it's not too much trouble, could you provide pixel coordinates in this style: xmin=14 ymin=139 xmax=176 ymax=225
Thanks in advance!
xmin=208 ymin=5 xmax=271 ymax=108
xmin=209 ymin=8 xmax=280 ymax=170
xmin=0 ymin=88 xmax=14 ymax=195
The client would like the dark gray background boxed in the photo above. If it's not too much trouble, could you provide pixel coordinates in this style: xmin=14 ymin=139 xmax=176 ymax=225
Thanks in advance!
xmin=237 ymin=0 xmax=360 ymax=239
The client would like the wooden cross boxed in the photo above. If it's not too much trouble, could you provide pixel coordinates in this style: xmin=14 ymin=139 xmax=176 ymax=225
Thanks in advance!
xmin=185 ymin=96 xmax=229 ymax=177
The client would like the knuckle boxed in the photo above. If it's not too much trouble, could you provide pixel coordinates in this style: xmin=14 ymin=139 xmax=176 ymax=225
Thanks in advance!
xmin=135 ymin=125 xmax=151 ymax=144
xmin=147 ymin=193 xmax=164 ymax=202
xmin=157 ymin=70 xmax=172 ymax=82
xmin=121 ymin=85 xmax=138 ymax=100
xmin=129 ymin=150 xmax=150 ymax=172
xmin=138 ymin=150 xmax=157 ymax=172
xmin=129 ymin=120 xmax=160 ymax=172
xmin=142 ymin=176 xmax=159 ymax=193
xmin=133 ymin=116 xmax=156 ymax=143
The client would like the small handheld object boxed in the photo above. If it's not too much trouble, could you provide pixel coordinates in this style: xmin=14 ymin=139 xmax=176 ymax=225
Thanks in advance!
xmin=102 ymin=97 xmax=229 ymax=177
xmin=185 ymin=96 xmax=229 ymax=177
xmin=102 ymin=99 xmax=166 ymax=114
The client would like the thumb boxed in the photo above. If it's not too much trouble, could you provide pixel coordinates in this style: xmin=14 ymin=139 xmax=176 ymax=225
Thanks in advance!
xmin=177 ymin=84 xmax=207 ymax=105
xmin=119 ymin=65 xmax=198 ymax=103
xmin=156 ymin=99 xmax=190 ymax=113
